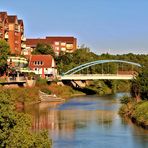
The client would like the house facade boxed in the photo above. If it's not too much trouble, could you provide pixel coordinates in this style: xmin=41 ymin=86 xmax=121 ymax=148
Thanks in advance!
xmin=29 ymin=55 xmax=57 ymax=78
xmin=0 ymin=12 xmax=9 ymax=41
xmin=0 ymin=12 xmax=26 ymax=55
xmin=26 ymin=36 xmax=77 ymax=56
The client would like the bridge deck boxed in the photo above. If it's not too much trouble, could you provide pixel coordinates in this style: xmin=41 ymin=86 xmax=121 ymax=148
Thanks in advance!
xmin=60 ymin=74 xmax=134 ymax=80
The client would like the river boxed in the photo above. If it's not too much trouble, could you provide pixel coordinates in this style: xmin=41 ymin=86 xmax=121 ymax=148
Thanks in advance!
xmin=26 ymin=93 xmax=148 ymax=148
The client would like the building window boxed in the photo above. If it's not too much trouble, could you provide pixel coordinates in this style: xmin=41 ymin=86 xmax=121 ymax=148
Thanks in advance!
xmin=61 ymin=42 xmax=66 ymax=46
xmin=55 ymin=42 xmax=59 ymax=45
xmin=66 ymin=44 xmax=73 ymax=49
xmin=55 ymin=47 xmax=59 ymax=51
xmin=34 ymin=61 xmax=43 ymax=66
xmin=61 ymin=47 xmax=66 ymax=51
xmin=15 ymin=41 xmax=18 ymax=44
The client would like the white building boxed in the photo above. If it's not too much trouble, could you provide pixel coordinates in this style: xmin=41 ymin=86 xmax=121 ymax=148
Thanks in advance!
xmin=29 ymin=55 xmax=57 ymax=78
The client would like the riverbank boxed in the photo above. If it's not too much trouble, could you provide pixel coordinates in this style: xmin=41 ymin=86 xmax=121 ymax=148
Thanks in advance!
xmin=26 ymin=93 xmax=148 ymax=148
xmin=47 ymin=83 xmax=85 ymax=99
xmin=0 ymin=82 xmax=85 ymax=111
xmin=119 ymin=100 xmax=148 ymax=129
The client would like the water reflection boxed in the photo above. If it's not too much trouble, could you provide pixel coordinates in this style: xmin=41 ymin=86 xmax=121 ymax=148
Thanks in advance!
xmin=25 ymin=93 xmax=148 ymax=148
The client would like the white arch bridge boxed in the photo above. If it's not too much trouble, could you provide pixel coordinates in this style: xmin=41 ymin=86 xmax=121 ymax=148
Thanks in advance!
xmin=57 ymin=60 xmax=141 ymax=81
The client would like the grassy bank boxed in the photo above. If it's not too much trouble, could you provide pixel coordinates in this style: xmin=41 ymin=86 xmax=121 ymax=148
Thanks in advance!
xmin=119 ymin=98 xmax=148 ymax=129
xmin=47 ymin=83 xmax=85 ymax=99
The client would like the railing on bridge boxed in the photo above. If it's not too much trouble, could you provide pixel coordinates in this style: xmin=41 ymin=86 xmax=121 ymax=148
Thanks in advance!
xmin=59 ymin=74 xmax=135 ymax=80
xmin=7 ymin=76 xmax=26 ymax=82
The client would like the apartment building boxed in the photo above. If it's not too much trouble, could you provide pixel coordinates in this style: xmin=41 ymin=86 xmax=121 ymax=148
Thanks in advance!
xmin=26 ymin=36 xmax=77 ymax=56
xmin=0 ymin=12 xmax=26 ymax=55
xmin=0 ymin=12 xmax=9 ymax=41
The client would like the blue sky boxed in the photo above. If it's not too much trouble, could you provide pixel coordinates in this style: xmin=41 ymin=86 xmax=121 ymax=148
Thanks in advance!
xmin=0 ymin=0 xmax=148 ymax=54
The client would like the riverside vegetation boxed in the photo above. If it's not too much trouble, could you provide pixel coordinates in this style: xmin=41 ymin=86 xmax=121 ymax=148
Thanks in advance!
xmin=0 ymin=88 xmax=52 ymax=148
xmin=0 ymin=40 xmax=148 ymax=146
xmin=32 ymin=42 xmax=148 ymax=95
xmin=0 ymin=80 xmax=85 ymax=147
xmin=119 ymin=67 xmax=148 ymax=128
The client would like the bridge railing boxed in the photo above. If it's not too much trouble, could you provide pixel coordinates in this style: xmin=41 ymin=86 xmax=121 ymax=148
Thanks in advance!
xmin=7 ymin=76 xmax=26 ymax=82
xmin=59 ymin=74 xmax=135 ymax=80
xmin=60 ymin=74 xmax=134 ymax=77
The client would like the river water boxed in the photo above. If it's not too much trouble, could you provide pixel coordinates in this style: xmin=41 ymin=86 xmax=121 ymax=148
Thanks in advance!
xmin=26 ymin=93 xmax=148 ymax=148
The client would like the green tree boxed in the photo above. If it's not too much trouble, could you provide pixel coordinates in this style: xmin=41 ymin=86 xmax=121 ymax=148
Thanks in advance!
xmin=0 ymin=89 xmax=52 ymax=148
xmin=56 ymin=46 xmax=99 ymax=74
xmin=0 ymin=39 xmax=10 ymax=76
xmin=138 ymin=68 xmax=148 ymax=100
xmin=120 ymin=95 xmax=131 ymax=109
xmin=131 ymin=67 xmax=148 ymax=101
xmin=131 ymin=77 xmax=141 ymax=102
xmin=32 ymin=43 xmax=55 ymax=57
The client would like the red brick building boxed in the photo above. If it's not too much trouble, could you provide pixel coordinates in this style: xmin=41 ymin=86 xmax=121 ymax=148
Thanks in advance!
xmin=0 ymin=12 xmax=26 ymax=55
xmin=26 ymin=36 xmax=77 ymax=56
xmin=0 ymin=12 xmax=9 ymax=41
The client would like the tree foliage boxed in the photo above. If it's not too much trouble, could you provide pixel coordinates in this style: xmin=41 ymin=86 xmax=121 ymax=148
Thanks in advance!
xmin=139 ymin=68 xmax=148 ymax=100
xmin=56 ymin=46 xmax=148 ymax=94
xmin=0 ymin=39 xmax=10 ymax=75
xmin=32 ymin=43 xmax=55 ymax=57
xmin=0 ymin=89 xmax=52 ymax=148
xmin=56 ymin=46 xmax=148 ymax=75
xmin=131 ymin=67 xmax=148 ymax=101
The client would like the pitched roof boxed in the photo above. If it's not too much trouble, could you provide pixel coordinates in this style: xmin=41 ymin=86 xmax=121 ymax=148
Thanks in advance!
xmin=29 ymin=55 xmax=55 ymax=68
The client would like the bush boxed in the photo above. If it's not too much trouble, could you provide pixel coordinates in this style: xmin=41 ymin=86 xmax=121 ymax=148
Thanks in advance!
xmin=1 ymin=87 xmax=40 ymax=103
xmin=120 ymin=95 xmax=131 ymax=105
xmin=132 ymin=101 xmax=148 ymax=125
xmin=36 ymin=77 xmax=48 ymax=86
xmin=0 ymin=89 xmax=52 ymax=147
xmin=119 ymin=105 xmax=128 ymax=115
xmin=40 ymin=87 xmax=51 ymax=95
xmin=48 ymin=83 xmax=82 ymax=99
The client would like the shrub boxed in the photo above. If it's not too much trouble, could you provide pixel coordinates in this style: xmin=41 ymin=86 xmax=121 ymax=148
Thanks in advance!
xmin=40 ymin=87 xmax=51 ymax=95
xmin=0 ymin=89 xmax=52 ymax=147
xmin=120 ymin=95 xmax=131 ymax=105
xmin=36 ymin=77 xmax=48 ymax=86
xmin=132 ymin=101 xmax=148 ymax=125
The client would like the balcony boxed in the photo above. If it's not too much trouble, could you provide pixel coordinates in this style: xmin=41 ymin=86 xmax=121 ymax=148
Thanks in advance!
xmin=4 ymin=32 xmax=9 ymax=39
xmin=15 ymin=25 xmax=19 ymax=32
xmin=21 ymin=35 xmax=26 ymax=41
xmin=61 ymin=47 xmax=66 ymax=52
xmin=4 ymin=25 xmax=9 ymax=31
xmin=21 ymin=43 xmax=26 ymax=49
xmin=21 ymin=28 xmax=24 ymax=33
xmin=66 ymin=44 xmax=73 ymax=50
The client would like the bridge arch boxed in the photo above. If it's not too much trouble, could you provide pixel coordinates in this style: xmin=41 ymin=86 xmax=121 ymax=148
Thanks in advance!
xmin=63 ymin=60 xmax=141 ymax=75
